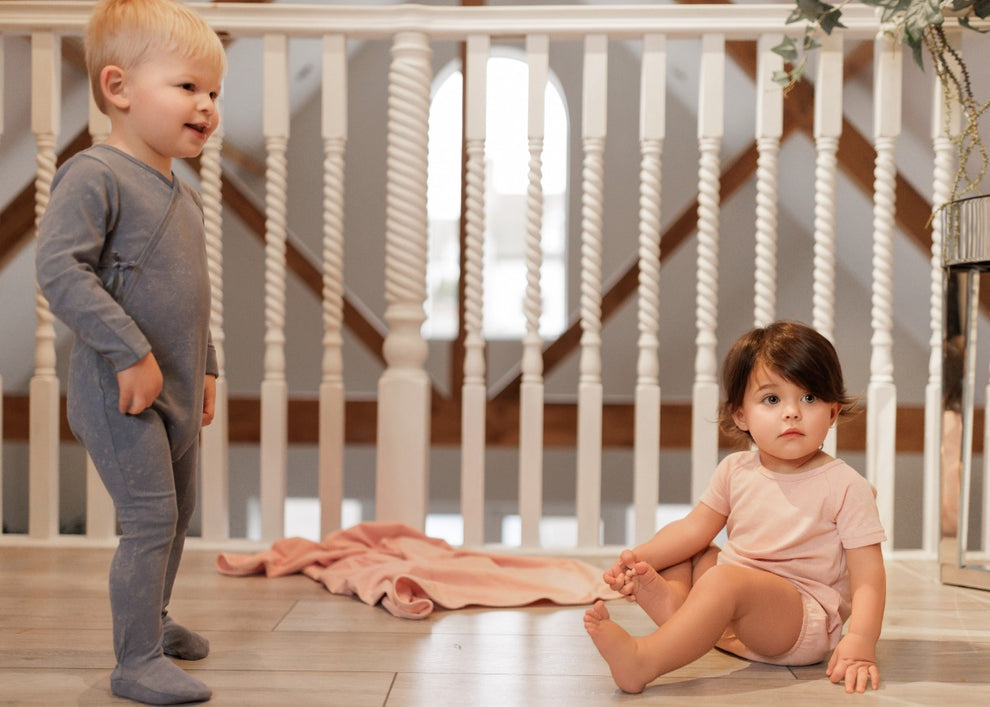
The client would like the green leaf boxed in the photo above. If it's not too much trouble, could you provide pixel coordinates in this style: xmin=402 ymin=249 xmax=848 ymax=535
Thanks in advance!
xmin=903 ymin=0 xmax=944 ymax=46
xmin=772 ymin=70 xmax=793 ymax=87
xmin=818 ymin=10 xmax=846 ymax=34
xmin=793 ymin=0 xmax=837 ymax=23
xmin=772 ymin=36 xmax=799 ymax=62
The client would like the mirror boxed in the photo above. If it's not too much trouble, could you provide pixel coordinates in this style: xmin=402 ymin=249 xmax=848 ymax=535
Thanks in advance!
xmin=940 ymin=194 xmax=990 ymax=591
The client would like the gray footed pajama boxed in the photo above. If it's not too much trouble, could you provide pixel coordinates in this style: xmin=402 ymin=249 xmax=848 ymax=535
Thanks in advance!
xmin=37 ymin=145 xmax=217 ymax=704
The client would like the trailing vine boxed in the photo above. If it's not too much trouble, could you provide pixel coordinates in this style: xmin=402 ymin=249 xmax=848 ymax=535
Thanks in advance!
xmin=774 ymin=0 xmax=990 ymax=203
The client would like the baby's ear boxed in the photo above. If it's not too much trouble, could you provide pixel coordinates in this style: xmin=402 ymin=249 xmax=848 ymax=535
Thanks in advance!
xmin=828 ymin=401 xmax=842 ymax=426
xmin=99 ymin=65 xmax=129 ymax=110
xmin=731 ymin=407 xmax=748 ymax=431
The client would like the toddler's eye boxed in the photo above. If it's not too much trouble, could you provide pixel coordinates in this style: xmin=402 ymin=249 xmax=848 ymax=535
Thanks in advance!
xmin=802 ymin=393 xmax=817 ymax=404
xmin=763 ymin=394 xmax=779 ymax=405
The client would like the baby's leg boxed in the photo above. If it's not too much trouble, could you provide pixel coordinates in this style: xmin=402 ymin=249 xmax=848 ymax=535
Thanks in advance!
xmin=160 ymin=441 xmax=209 ymax=661
xmin=82 ymin=407 xmax=211 ymax=704
xmin=585 ymin=562 xmax=804 ymax=693
xmin=624 ymin=561 xmax=686 ymax=626
xmin=585 ymin=601 xmax=658 ymax=694
xmin=627 ymin=545 xmax=719 ymax=626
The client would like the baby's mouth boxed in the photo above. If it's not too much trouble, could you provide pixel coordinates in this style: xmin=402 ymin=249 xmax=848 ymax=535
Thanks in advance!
xmin=186 ymin=123 xmax=208 ymax=134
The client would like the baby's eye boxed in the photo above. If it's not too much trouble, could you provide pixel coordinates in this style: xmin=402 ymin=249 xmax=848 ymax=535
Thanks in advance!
xmin=802 ymin=393 xmax=817 ymax=404
xmin=762 ymin=394 xmax=780 ymax=405
xmin=180 ymin=83 xmax=195 ymax=92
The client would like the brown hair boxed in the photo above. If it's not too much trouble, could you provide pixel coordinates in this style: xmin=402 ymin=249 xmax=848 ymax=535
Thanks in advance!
xmin=718 ymin=321 xmax=856 ymax=443
xmin=85 ymin=0 xmax=227 ymax=113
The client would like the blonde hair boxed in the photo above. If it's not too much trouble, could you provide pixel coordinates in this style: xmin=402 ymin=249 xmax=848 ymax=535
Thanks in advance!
xmin=85 ymin=0 xmax=227 ymax=113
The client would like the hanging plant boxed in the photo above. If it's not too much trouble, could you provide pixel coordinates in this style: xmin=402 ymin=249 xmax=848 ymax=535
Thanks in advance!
xmin=774 ymin=0 xmax=990 ymax=201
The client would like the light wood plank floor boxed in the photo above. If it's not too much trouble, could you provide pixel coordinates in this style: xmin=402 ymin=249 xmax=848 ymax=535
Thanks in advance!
xmin=2 ymin=546 xmax=990 ymax=705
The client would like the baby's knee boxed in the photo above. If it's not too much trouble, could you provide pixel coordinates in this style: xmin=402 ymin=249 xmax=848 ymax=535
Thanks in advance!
xmin=691 ymin=563 xmax=748 ymax=600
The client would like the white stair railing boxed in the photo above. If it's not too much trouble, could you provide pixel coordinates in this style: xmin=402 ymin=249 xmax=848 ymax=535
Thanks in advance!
xmin=2 ymin=3 xmax=982 ymax=555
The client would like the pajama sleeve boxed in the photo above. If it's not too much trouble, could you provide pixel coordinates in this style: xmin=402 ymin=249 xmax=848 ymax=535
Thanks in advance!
xmin=36 ymin=155 xmax=152 ymax=372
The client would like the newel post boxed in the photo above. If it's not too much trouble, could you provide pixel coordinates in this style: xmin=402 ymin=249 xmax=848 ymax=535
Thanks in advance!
xmin=376 ymin=31 xmax=432 ymax=530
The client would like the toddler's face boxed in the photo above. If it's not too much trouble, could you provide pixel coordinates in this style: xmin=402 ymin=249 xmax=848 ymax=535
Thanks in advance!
xmin=731 ymin=363 xmax=840 ymax=473
xmin=113 ymin=48 xmax=223 ymax=175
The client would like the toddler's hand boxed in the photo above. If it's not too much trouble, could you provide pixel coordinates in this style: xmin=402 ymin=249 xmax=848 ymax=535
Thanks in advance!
xmin=116 ymin=352 xmax=163 ymax=415
xmin=826 ymin=633 xmax=880 ymax=693
xmin=202 ymin=374 xmax=217 ymax=427
xmin=603 ymin=549 xmax=639 ymax=597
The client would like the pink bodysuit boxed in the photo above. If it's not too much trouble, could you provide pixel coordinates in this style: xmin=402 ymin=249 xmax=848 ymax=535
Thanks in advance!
xmin=700 ymin=450 xmax=886 ymax=665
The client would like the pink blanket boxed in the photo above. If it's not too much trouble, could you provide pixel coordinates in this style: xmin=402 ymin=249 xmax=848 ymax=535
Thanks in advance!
xmin=216 ymin=521 xmax=618 ymax=619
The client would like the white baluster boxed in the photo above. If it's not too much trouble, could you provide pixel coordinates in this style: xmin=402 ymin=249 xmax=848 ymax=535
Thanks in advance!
xmin=376 ymin=31 xmax=432 ymax=530
xmin=29 ymin=31 xmax=60 ymax=539
xmin=753 ymin=34 xmax=782 ymax=328
xmin=260 ymin=34 xmax=289 ymax=542
xmin=85 ymin=96 xmax=117 ymax=541
xmin=319 ymin=34 xmax=347 ymax=539
xmin=813 ymin=33 xmax=843 ymax=458
xmin=634 ymin=33 xmax=665 ymax=543
xmin=692 ymin=34 xmax=724 ymax=502
xmin=200 ymin=121 xmax=229 ymax=541
xmin=868 ymin=30 xmax=901 ymax=549
xmin=461 ymin=35 xmax=489 ymax=547
xmin=519 ymin=34 xmax=548 ymax=548
xmin=577 ymin=34 xmax=607 ymax=548
xmin=927 ymin=30 xmax=961 ymax=556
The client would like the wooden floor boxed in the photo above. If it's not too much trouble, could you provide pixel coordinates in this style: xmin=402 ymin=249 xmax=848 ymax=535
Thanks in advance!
xmin=2 ymin=546 xmax=990 ymax=705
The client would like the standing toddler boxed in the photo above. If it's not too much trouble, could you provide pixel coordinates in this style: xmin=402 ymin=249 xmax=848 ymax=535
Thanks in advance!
xmin=36 ymin=0 xmax=226 ymax=703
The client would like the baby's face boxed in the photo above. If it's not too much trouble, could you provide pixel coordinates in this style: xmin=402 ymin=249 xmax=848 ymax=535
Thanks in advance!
xmin=110 ymin=48 xmax=223 ymax=175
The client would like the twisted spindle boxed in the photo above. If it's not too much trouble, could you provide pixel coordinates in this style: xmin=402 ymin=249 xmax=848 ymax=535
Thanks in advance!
xmin=694 ymin=136 xmax=721 ymax=384
xmin=263 ymin=136 xmax=289 ymax=381
xmin=322 ymin=138 xmax=346 ymax=382
xmin=522 ymin=138 xmax=545 ymax=381
xmin=33 ymin=134 xmax=57 ymax=377
xmin=383 ymin=44 xmax=431 ymax=340
xmin=463 ymin=139 xmax=486 ymax=383
xmin=579 ymin=137 xmax=605 ymax=382
xmin=637 ymin=139 xmax=662 ymax=384
xmin=200 ymin=130 xmax=225 ymax=375
xmin=812 ymin=137 xmax=839 ymax=340
xmin=870 ymin=137 xmax=897 ymax=384
xmin=753 ymin=136 xmax=779 ymax=328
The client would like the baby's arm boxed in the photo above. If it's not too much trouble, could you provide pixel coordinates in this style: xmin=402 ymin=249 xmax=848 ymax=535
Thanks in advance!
xmin=826 ymin=543 xmax=886 ymax=693
xmin=116 ymin=352 xmax=163 ymax=415
xmin=604 ymin=503 xmax=725 ymax=592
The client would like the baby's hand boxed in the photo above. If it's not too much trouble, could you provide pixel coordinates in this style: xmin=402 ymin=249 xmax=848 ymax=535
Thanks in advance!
xmin=202 ymin=374 xmax=217 ymax=427
xmin=603 ymin=549 xmax=639 ymax=597
xmin=116 ymin=352 xmax=163 ymax=415
xmin=826 ymin=633 xmax=880 ymax=693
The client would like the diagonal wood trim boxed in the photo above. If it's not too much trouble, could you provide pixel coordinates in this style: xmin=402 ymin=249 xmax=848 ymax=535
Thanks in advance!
xmin=188 ymin=157 xmax=389 ymax=364
xmin=0 ymin=129 xmax=92 ymax=269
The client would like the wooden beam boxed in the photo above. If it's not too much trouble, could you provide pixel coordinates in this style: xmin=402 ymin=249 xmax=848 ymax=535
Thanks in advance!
xmin=0 ymin=393 xmax=942 ymax=454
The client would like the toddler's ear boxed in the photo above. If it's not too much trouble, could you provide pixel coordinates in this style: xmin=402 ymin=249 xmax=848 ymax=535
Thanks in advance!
xmin=732 ymin=407 xmax=748 ymax=432
xmin=100 ymin=65 xmax=129 ymax=110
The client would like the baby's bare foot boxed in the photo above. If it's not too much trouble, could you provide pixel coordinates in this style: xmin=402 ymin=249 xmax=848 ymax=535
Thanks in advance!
xmin=625 ymin=561 xmax=683 ymax=626
xmin=584 ymin=600 xmax=652 ymax=694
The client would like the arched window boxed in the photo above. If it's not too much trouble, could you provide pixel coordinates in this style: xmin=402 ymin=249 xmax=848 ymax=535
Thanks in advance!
xmin=425 ymin=53 xmax=568 ymax=340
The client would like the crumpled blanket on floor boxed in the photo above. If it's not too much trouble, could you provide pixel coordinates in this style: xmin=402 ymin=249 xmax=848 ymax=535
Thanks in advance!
xmin=216 ymin=521 xmax=618 ymax=619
